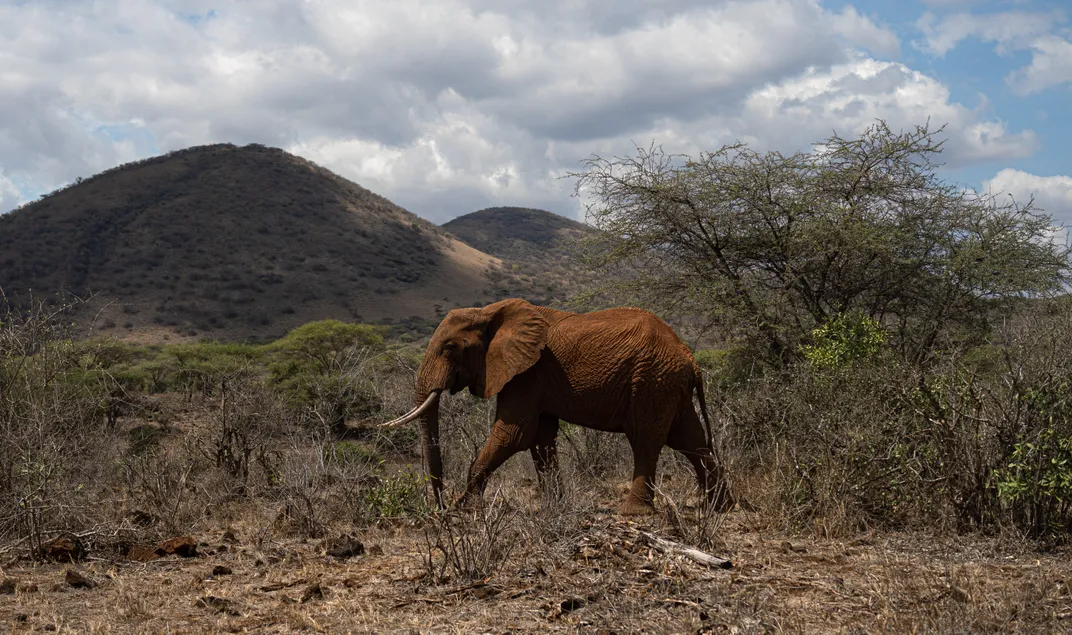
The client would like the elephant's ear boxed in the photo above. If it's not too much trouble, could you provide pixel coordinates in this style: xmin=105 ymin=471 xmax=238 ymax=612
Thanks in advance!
xmin=481 ymin=299 xmax=549 ymax=398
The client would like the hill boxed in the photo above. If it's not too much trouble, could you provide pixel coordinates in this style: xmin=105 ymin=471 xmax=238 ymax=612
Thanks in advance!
xmin=0 ymin=144 xmax=500 ymax=341
xmin=442 ymin=207 xmax=597 ymax=307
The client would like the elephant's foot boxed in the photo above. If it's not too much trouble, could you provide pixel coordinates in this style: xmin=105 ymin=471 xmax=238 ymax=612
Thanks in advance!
xmin=618 ymin=497 xmax=657 ymax=516
xmin=453 ymin=490 xmax=484 ymax=512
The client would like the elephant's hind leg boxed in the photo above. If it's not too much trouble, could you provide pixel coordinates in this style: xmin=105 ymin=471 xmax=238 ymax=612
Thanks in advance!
xmin=619 ymin=444 xmax=661 ymax=516
xmin=619 ymin=410 xmax=674 ymax=516
xmin=667 ymin=409 xmax=734 ymax=512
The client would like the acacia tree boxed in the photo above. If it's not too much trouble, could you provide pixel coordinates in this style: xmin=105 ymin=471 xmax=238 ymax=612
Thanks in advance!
xmin=572 ymin=121 xmax=1069 ymax=365
xmin=267 ymin=320 xmax=386 ymax=433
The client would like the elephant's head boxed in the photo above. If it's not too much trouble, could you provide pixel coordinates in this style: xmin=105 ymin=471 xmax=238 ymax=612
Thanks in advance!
xmin=382 ymin=298 xmax=549 ymax=505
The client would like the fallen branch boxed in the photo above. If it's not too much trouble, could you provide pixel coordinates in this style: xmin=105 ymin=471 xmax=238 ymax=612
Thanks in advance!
xmin=625 ymin=527 xmax=732 ymax=570
xmin=0 ymin=536 xmax=29 ymax=557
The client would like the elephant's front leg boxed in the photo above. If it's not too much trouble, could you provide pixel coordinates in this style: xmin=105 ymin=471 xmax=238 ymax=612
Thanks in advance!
xmin=530 ymin=414 xmax=561 ymax=494
xmin=456 ymin=415 xmax=536 ymax=508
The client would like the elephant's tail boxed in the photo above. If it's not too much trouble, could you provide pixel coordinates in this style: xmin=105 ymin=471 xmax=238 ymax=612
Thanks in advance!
xmin=694 ymin=363 xmax=714 ymax=453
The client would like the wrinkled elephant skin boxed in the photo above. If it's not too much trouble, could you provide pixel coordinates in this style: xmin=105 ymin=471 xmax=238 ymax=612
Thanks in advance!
xmin=397 ymin=298 xmax=733 ymax=515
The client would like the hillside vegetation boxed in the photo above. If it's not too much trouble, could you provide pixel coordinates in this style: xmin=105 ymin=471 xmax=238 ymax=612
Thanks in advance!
xmin=443 ymin=206 xmax=598 ymax=308
xmin=0 ymin=144 xmax=501 ymax=342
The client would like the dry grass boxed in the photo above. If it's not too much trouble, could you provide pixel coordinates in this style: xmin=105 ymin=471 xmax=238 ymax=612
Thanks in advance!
xmin=2 ymin=492 xmax=1070 ymax=634
xmin=1 ymin=417 xmax=1068 ymax=634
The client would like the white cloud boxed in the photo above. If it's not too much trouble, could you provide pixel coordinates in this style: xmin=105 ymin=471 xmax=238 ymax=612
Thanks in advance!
xmin=1006 ymin=35 xmax=1072 ymax=95
xmin=0 ymin=0 xmax=1040 ymax=223
xmin=288 ymin=95 xmax=580 ymax=221
xmin=915 ymin=8 xmax=1072 ymax=95
xmin=915 ymin=9 xmax=1058 ymax=56
xmin=985 ymin=169 xmax=1072 ymax=226
xmin=0 ymin=172 xmax=20 ymax=212
xmin=830 ymin=6 xmax=901 ymax=58
xmin=739 ymin=59 xmax=1038 ymax=166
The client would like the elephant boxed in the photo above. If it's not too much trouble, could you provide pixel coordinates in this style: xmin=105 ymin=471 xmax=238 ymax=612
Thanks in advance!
xmin=382 ymin=298 xmax=733 ymax=515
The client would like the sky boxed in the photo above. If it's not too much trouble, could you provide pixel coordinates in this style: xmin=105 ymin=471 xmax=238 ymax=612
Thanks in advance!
xmin=0 ymin=0 xmax=1069 ymax=225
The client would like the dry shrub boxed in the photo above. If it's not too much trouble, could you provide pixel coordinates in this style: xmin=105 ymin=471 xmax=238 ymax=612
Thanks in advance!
xmin=715 ymin=299 xmax=1072 ymax=539
xmin=957 ymin=302 xmax=1072 ymax=537
xmin=436 ymin=392 xmax=496 ymax=493
xmin=560 ymin=424 xmax=632 ymax=484
xmin=720 ymin=359 xmax=931 ymax=536
xmin=525 ymin=468 xmax=604 ymax=546
xmin=116 ymin=442 xmax=204 ymax=537
xmin=655 ymin=454 xmax=727 ymax=551
xmin=268 ymin=436 xmax=426 ymax=538
xmin=193 ymin=369 xmax=287 ymax=489
xmin=420 ymin=489 xmax=520 ymax=584
xmin=0 ymin=298 xmax=128 ymax=551
xmin=270 ymin=444 xmax=334 ymax=537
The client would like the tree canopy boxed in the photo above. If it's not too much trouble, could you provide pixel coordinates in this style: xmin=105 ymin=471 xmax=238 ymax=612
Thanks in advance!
xmin=267 ymin=320 xmax=384 ymax=376
xmin=573 ymin=121 xmax=1070 ymax=364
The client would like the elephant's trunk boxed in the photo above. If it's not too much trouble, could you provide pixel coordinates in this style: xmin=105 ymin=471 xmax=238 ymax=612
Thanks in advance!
xmin=420 ymin=394 xmax=445 ymax=508
xmin=415 ymin=364 xmax=450 ymax=508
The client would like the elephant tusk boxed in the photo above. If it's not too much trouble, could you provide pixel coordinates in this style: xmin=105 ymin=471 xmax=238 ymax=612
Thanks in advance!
xmin=380 ymin=390 xmax=441 ymax=428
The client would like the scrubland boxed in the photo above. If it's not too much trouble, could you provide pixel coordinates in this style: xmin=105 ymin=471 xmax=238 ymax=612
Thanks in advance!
xmin=5 ymin=122 xmax=1072 ymax=632
xmin=2 ymin=297 xmax=1072 ymax=634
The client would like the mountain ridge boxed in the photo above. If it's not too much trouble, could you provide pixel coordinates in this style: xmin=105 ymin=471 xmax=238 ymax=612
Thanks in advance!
xmin=0 ymin=143 xmax=502 ymax=341
xmin=443 ymin=206 xmax=597 ymax=308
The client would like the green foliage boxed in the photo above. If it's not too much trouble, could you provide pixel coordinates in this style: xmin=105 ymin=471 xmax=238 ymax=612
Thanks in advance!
xmin=109 ymin=363 xmax=156 ymax=394
xmin=158 ymin=341 xmax=264 ymax=395
xmin=574 ymin=120 xmax=1069 ymax=365
xmin=995 ymin=428 xmax=1072 ymax=535
xmin=693 ymin=349 xmax=731 ymax=372
xmin=75 ymin=337 xmax=153 ymax=369
xmin=362 ymin=471 xmax=429 ymax=519
xmin=994 ymin=383 xmax=1072 ymax=537
xmin=801 ymin=313 xmax=886 ymax=370
xmin=694 ymin=345 xmax=758 ymax=388
xmin=326 ymin=441 xmax=382 ymax=471
xmin=268 ymin=320 xmax=384 ymax=375
xmin=267 ymin=320 xmax=387 ymax=431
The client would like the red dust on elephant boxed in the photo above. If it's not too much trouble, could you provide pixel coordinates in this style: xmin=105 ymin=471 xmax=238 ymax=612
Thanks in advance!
xmin=382 ymin=298 xmax=734 ymax=515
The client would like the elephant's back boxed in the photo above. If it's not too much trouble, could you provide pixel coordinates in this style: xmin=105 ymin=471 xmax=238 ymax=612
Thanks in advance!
xmin=561 ymin=307 xmax=689 ymax=350
xmin=547 ymin=307 xmax=695 ymax=387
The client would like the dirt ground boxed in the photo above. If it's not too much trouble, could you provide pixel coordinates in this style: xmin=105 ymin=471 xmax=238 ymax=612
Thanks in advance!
xmin=2 ymin=501 xmax=1070 ymax=635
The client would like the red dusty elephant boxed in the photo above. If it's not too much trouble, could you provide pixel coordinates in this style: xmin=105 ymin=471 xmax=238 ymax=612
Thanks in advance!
xmin=382 ymin=298 xmax=733 ymax=515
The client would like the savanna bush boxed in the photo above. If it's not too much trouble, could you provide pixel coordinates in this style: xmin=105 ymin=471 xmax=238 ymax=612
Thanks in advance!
xmin=717 ymin=300 xmax=1072 ymax=539
xmin=0 ymin=301 xmax=126 ymax=550
xmin=266 ymin=320 xmax=386 ymax=433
